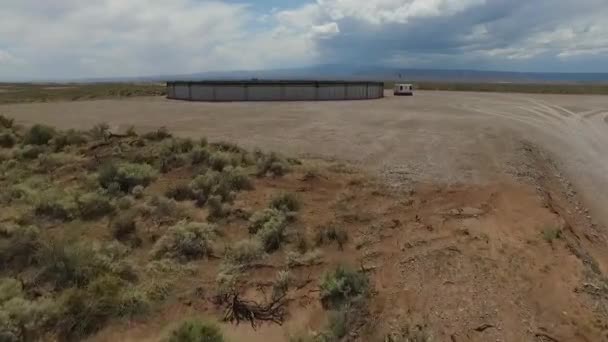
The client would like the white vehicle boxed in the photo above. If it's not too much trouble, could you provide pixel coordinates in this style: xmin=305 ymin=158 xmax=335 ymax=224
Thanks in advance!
xmin=394 ymin=83 xmax=414 ymax=96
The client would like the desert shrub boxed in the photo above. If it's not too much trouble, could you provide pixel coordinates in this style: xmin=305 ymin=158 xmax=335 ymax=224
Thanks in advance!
xmin=17 ymin=145 xmax=47 ymax=159
xmin=248 ymin=208 xmax=286 ymax=235
xmin=33 ymin=188 xmax=79 ymax=221
xmin=190 ymin=167 xmax=251 ymax=204
xmin=36 ymin=152 xmax=84 ymax=173
xmin=212 ymin=141 xmax=243 ymax=153
xmin=0 ymin=131 xmax=17 ymax=148
xmin=270 ymin=192 xmax=300 ymax=212
xmin=142 ymin=127 xmax=171 ymax=141
xmin=256 ymin=152 xmax=289 ymax=177
xmin=223 ymin=166 xmax=252 ymax=191
xmin=0 ymin=115 xmax=14 ymax=129
xmin=286 ymin=249 xmax=323 ymax=268
xmin=23 ymin=124 xmax=56 ymax=146
xmin=111 ymin=211 xmax=138 ymax=241
xmin=167 ymin=319 xmax=224 ymax=342
xmin=319 ymin=266 xmax=368 ymax=309
xmin=56 ymin=274 xmax=147 ymax=339
xmin=166 ymin=183 xmax=195 ymax=201
xmin=142 ymin=196 xmax=185 ymax=223
xmin=315 ymin=226 xmax=348 ymax=249
xmin=0 ymin=278 xmax=56 ymax=342
xmin=224 ymin=239 xmax=264 ymax=266
xmin=98 ymin=162 xmax=157 ymax=192
xmin=0 ymin=225 xmax=41 ymax=271
xmin=77 ymin=192 xmax=114 ymax=220
xmin=207 ymin=195 xmax=231 ymax=221
xmin=131 ymin=185 xmax=145 ymax=199
xmin=36 ymin=241 xmax=113 ymax=289
xmin=542 ymin=228 xmax=562 ymax=243
xmin=190 ymin=146 xmax=211 ymax=165
xmin=116 ymin=195 xmax=135 ymax=210
xmin=52 ymin=129 xmax=88 ymax=151
xmin=272 ymin=270 xmax=291 ymax=300
xmin=151 ymin=221 xmax=217 ymax=261
xmin=159 ymin=153 xmax=188 ymax=173
xmin=209 ymin=152 xmax=235 ymax=171
xmin=89 ymin=123 xmax=110 ymax=140
xmin=161 ymin=138 xmax=194 ymax=155
xmin=125 ymin=126 xmax=137 ymax=137
xmin=256 ymin=217 xmax=287 ymax=253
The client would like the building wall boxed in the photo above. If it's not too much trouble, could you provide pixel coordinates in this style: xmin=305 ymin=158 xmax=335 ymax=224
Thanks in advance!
xmin=167 ymin=82 xmax=383 ymax=101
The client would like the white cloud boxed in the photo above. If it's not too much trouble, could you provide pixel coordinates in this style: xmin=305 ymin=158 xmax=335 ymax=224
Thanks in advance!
xmin=0 ymin=0 xmax=318 ymax=80
xmin=310 ymin=22 xmax=340 ymax=39
xmin=1 ymin=0 xmax=608 ymax=79
xmin=316 ymin=0 xmax=486 ymax=24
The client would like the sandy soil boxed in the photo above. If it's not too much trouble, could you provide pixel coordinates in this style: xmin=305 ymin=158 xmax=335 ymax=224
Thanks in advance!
xmin=4 ymin=91 xmax=608 ymax=341
xmin=2 ymin=90 xmax=607 ymax=225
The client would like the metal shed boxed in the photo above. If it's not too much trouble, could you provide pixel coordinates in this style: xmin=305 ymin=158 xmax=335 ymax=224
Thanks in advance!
xmin=166 ymin=80 xmax=384 ymax=102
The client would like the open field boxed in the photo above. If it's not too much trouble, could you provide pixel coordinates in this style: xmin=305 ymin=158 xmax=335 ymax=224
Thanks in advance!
xmin=2 ymin=91 xmax=608 ymax=341
xmin=385 ymin=81 xmax=608 ymax=95
xmin=0 ymin=83 xmax=166 ymax=104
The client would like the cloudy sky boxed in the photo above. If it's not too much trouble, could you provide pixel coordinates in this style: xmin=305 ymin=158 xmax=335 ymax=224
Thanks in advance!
xmin=1 ymin=0 xmax=607 ymax=80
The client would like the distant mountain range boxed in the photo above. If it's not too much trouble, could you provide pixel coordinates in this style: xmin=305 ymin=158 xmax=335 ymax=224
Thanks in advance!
xmin=79 ymin=64 xmax=608 ymax=84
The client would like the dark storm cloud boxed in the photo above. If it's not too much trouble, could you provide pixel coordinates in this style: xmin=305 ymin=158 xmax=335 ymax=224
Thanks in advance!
xmin=310 ymin=0 xmax=608 ymax=72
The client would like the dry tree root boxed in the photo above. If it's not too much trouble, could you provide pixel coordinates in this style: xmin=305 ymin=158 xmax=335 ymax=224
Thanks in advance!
xmin=218 ymin=292 xmax=288 ymax=329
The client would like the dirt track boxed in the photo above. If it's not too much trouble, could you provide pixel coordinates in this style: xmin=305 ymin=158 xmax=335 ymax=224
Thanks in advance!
xmin=3 ymin=90 xmax=607 ymax=225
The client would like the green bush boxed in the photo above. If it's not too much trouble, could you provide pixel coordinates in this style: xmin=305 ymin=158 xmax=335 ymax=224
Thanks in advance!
xmin=33 ymin=188 xmax=79 ymax=221
xmin=0 ymin=131 xmax=17 ymax=148
xmin=56 ymin=274 xmax=147 ymax=340
xmin=98 ymin=162 xmax=157 ymax=192
xmin=161 ymin=138 xmax=194 ymax=155
xmin=248 ymin=208 xmax=289 ymax=252
xmin=319 ymin=266 xmax=368 ymax=309
xmin=52 ymin=129 xmax=88 ymax=151
xmin=190 ymin=167 xmax=251 ymax=204
xmin=36 ymin=241 xmax=113 ymax=289
xmin=36 ymin=152 xmax=84 ymax=173
xmin=270 ymin=193 xmax=300 ymax=212
xmin=224 ymin=239 xmax=264 ymax=266
xmin=142 ymin=196 xmax=185 ymax=223
xmin=151 ymin=221 xmax=217 ymax=261
xmin=209 ymin=152 xmax=235 ymax=171
xmin=256 ymin=152 xmax=289 ymax=177
xmin=167 ymin=319 xmax=224 ymax=342
xmin=0 ymin=278 xmax=56 ymax=342
xmin=116 ymin=195 xmax=135 ymax=210
xmin=0 ymin=225 xmax=41 ymax=271
xmin=190 ymin=147 xmax=211 ymax=165
xmin=17 ymin=145 xmax=47 ymax=159
xmin=23 ymin=124 xmax=56 ymax=146
xmin=248 ymin=208 xmax=286 ymax=235
xmin=207 ymin=195 xmax=231 ymax=221
xmin=77 ymin=192 xmax=114 ymax=220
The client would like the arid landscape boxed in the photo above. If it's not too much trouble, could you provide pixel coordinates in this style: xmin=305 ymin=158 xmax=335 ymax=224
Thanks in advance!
xmin=1 ymin=86 xmax=608 ymax=341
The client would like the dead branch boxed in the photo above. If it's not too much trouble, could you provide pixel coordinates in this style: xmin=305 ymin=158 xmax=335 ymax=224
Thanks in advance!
xmin=219 ymin=292 xmax=288 ymax=329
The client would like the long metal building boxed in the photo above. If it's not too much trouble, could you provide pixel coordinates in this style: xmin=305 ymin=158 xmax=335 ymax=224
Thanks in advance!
xmin=166 ymin=80 xmax=384 ymax=102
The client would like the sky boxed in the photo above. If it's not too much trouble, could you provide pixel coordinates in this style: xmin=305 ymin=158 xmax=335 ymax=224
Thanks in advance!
xmin=1 ymin=0 xmax=608 ymax=80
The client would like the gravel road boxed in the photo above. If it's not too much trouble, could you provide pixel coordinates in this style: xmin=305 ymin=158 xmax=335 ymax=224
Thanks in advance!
xmin=2 ymin=90 xmax=607 ymax=224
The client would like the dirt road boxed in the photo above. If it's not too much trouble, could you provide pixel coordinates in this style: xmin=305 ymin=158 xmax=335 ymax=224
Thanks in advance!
xmin=2 ymin=90 xmax=607 ymax=224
